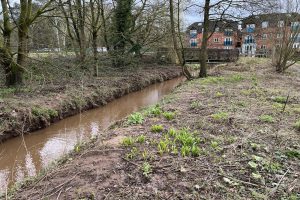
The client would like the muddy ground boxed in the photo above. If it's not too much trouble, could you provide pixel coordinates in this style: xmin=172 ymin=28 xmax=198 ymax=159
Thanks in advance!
xmin=10 ymin=58 xmax=300 ymax=199
xmin=0 ymin=64 xmax=182 ymax=142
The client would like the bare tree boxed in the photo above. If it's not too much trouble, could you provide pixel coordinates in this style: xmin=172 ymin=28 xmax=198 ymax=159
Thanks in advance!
xmin=272 ymin=1 xmax=300 ymax=72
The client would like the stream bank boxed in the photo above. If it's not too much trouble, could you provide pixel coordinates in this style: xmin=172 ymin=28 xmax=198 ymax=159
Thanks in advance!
xmin=10 ymin=58 xmax=300 ymax=199
xmin=0 ymin=65 xmax=182 ymax=143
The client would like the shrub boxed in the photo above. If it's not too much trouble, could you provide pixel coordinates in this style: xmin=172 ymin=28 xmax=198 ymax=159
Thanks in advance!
xmin=127 ymin=112 xmax=144 ymax=125
xmin=142 ymin=162 xmax=152 ymax=177
xmin=147 ymin=105 xmax=162 ymax=116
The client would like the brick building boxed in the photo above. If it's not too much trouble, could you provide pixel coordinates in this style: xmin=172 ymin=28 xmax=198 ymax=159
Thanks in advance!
xmin=241 ymin=13 xmax=300 ymax=55
xmin=187 ymin=20 xmax=242 ymax=50
xmin=187 ymin=13 xmax=300 ymax=55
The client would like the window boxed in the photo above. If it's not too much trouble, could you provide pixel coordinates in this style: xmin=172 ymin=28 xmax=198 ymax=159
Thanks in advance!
xmin=261 ymin=45 xmax=267 ymax=49
xmin=190 ymin=39 xmax=198 ymax=47
xmin=277 ymin=33 xmax=283 ymax=39
xmin=214 ymin=38 xmax=219 ymax=43
xmin=224 ymin=28 xmax=233 ymax=36
xmin=215 ymin=27 xmax=220 ymax=32
xmin=262 ymin=21 xmax=269 ymax=28
xmin=246 ymin=24 xmax=255 ymax=33
xmin=291 ymin=21 xmax=300 ymax=31
xmin=262 ymin=34 xmax=268 ymax=40
xmin=278 ymin=21 xmax=284 ymax=27
xmin=190 ymin=30 xmax=197 ymax=38
xmin=245 ymin=35 xmax=255 ymax=43
xmin=224 ymin=37 xmax=233 ymax=46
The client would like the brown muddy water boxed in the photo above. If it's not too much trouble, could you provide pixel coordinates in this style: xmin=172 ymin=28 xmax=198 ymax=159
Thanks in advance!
xmin=0 ymin=77 xmax=185 ymax=193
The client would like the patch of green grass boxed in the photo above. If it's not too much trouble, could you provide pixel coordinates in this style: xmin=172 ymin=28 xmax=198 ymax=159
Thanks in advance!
xmin=190 ymin=100 xmax=202 ymax=109
xmin=199 ymin=76 xmax=226 ymax=85
xmin=259 ymin=115 xmax=274 ymax=123
xmin=191 ymin=145 xmax=201 ymax=157
xmin=211 ymin=112 xmax=229 ymax=121
xmin=210 ymin=141 xmax=220 ymax=149
xmin=0 ymin=88 xmax=16 ymax=97
xmin=168 ymin=127 xmax=177 ymax=137
xmin=199 ymin=74 xmax=244 ymax=85
xmin=127 ymin=112 xmax=144 ymax=125
xmin=272 ymin=102 xmax=284 ymax=110
xmin=236 ymin=101 xmax=246 ymax=107
xmin=31 ymin=107 xmax=58 ymax=119
xmin=163 ymin=112 xmax=176 ymax=120
xmin=151 ymin=124 xmax=164 ymax=133
xmin=285 ymin=149 xmax=300 ymax=159
xmin=158 ymin=138 xmax=169 ymax=155
xmin=293 ymin=107 xmax=300 ymax=114
xmin=122 ymin=137 xmax=135 ymax=147
xmin=272 ymin=96 xmax=287 ymax=104
xmin=215 ymin=92 xmax=224 ymax=97
xmin=146 ymin=105 xmax=162 ymax=116
xmin=228 ymin=74 xmax=244 ymax=82
xmin=181 ymin=145 xmax=191 ymax=157
xmin=293 ymin=120 xmax=300 ymax=131
xmin=141 ymin=162 xmax=152 ymax=177
xmin=136 ymin=135 xmax=146 ymax=143
xmin=126 ymin=147 xmax=138 ymax=160
xmin=175 ymin=129 xmax=199 ymax=146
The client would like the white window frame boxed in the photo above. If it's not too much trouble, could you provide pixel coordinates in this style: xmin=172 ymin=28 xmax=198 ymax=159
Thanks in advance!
xmin=262 ymin=21 xmax=269 ymax=28
xmin=278 ymin=21 xmax=284 ymax=27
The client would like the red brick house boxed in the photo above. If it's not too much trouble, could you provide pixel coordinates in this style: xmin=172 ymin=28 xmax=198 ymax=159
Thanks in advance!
xmin=186 ymin=20 xmax=242 ymax=50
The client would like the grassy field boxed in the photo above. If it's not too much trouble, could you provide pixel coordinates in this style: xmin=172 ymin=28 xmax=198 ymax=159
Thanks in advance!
xmin=10 ymin=58 xmax=300 ymax=199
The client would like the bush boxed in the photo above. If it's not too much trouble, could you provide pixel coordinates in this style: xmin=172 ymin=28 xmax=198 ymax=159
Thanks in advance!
xmin=127 ymin=112 xmax=144 ymax=125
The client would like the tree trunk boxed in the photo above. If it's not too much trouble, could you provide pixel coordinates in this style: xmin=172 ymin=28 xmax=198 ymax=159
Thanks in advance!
xmin=92 ymin=31 xmax=99 ymax=76
xmin=199 ymin=0 xmax=210 ymax=78
xmin=169 ymin=0 xmax=183 ymax=65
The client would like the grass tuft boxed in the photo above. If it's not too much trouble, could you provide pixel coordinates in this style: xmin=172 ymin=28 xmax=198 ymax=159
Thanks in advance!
xmin=259 ymin=115 xmax=274 ymax=123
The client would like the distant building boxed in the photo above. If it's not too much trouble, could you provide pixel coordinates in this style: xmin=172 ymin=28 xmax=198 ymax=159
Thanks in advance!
xmin=241 ymin=13 xmax=300 ymax=55
xmin=186 ymin=20 xmax=242 ymax=50
xmin=187 ymin=13 xmax=300 ymax=56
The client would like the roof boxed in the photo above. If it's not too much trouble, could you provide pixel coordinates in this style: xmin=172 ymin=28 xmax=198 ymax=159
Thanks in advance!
xmin=242 ymin=12 xmax=300 ymax=28
xmin=186 ymin=20 xmax=239 ymax=34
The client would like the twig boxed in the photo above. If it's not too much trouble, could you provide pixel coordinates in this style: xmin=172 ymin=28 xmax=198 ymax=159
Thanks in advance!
xmin=45 ymin=173 xmax=78 ymax=196
xmin=269 ymin=169 xmax=289 ymax=196
xmin=281 ymin=92 xmax=290 ymax=113
xmin=122 ymin=157 xmax=140 ymax=167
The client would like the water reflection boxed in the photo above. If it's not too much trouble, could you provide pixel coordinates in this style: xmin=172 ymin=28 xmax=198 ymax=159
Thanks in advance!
xmin=0 ymin=77 xmax=184 ymax=193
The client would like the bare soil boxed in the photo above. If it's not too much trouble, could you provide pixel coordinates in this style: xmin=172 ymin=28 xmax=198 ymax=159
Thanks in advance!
xmin=0 ymin=64 xmax=182 ymax=142
xmin=11 ymin=58 xmax=300 ymax=199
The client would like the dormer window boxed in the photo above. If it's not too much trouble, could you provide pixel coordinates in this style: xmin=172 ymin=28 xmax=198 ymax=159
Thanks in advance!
xmin=278 ymin=21 xmax=284 ymax=27
xmin=262 ymin=21 xmax=269 ymax=28
xmin=246 ymin=24 xmax=255 ymax=33
xmin=224 ymin=28 xmax=233 ymax=36
xmin=215 ymin=27 xmax=220 ymax=32
xmin=190 ymin=30 xmax=197 ymax=38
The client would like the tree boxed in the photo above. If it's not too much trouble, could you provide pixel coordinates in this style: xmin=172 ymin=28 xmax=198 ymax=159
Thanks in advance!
xmin=0 ymin=0 xmax=54 ymax=86
xmin=272 ymin=1 xmax=300 ymax=72
xmin=169 ymin=0 xmax=191 ymax=79
xmin=111 ymin=0 xmax=133 ymax=67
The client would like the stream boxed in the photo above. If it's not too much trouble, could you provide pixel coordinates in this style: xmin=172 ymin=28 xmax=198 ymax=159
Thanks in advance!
xmin=0 ymin=77 xmax=185 ymax=193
